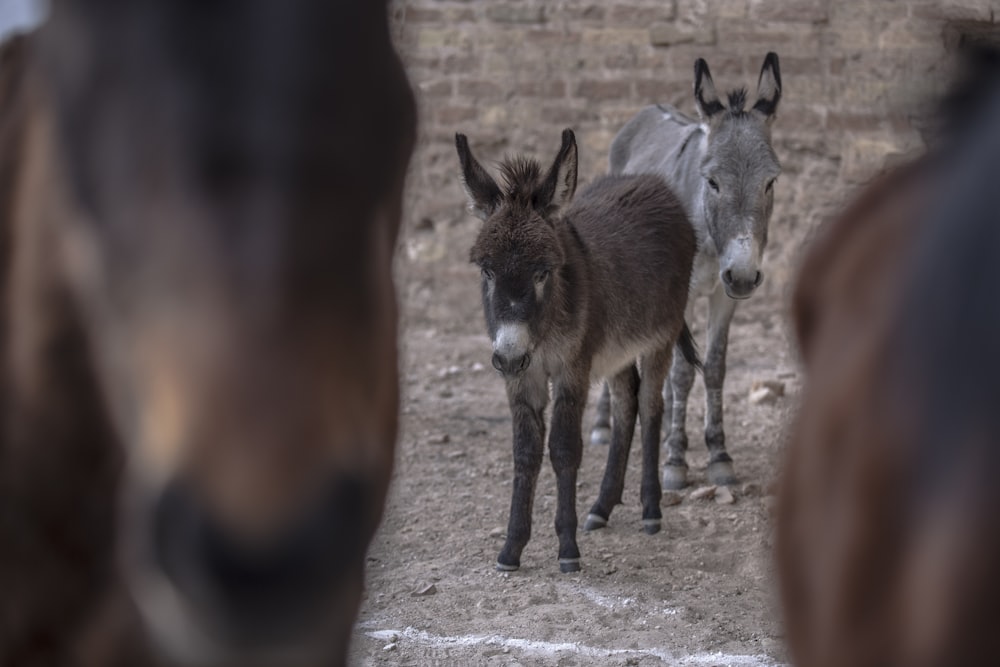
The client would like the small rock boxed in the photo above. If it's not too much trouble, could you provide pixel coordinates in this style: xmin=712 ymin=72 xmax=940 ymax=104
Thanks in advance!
xmin=749 ymin=387 xmax=778 ymax=405
xmin=741 ymin=482 xmax=762 ymax=497
xmin=489 ymin=526 xmax=504 ymax=538
xmin=382 ymin=642 xmax=398 ymax=652
xmin=438 ymin=389 xmax=454 ymax=398
xmin=690 ymin=485 xmax=717 ymax=501
xmin=749 ymin=379 xmax=786 ymax=405
xmin=471 ymin=362 xmax=485 ymax=372
xmin=715 ymin=487 xmax=735 ymax=504
xmin=426 ymin=433 xmax=450 ymax=445
xmin=411 ymin=582 xmax=438 ymax=597
xmin=446 ymin=450 xmax=466 ymax=459
xmin=662 ymin=491 xmax=683 ymax=507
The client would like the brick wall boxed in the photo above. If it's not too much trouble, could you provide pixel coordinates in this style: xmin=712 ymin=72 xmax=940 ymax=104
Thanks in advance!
xmin=392 ymin=0 xmax=999 ymax=298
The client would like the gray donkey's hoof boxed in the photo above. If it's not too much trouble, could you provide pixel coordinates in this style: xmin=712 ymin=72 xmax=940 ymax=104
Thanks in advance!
xmin=589 ymin=426 xmax=611 ymax=446
xmin=495 ymin=560 xmax=519 ymax=572
xmin=662 ymin=464 xmax=689 ymax=490
xmin=641 ymin=519 xmax=661 ymax=535
xmin=707 ymin=460 xmax=738 ymax=486
xmin=583 ymin=513 xmax=608 ymax=531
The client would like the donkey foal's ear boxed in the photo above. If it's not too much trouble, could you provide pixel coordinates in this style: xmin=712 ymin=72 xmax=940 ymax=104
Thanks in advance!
xmin=752 ymin=52 xmax=782 ymax=121
xmin=537 ymin=128 xmax=578 ymax=215
xmin=694 ymin=58 xmax=725 ymax=120
xmin=455 ymin=133 xmax=502 ymax=220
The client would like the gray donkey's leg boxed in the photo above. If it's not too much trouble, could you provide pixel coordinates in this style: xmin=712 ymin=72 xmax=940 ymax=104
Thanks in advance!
xmin=584 ymin=365 xmax=639 ymax=531
xmin=704 ymin=284 xmax=738 ymax=486
xmin=589 ymin=382 xmax=612 ymax=445
xmin=663 ymin=306 xmax=697 ymax=490
xmin=496 ymin=365 xmax=549 ymax=572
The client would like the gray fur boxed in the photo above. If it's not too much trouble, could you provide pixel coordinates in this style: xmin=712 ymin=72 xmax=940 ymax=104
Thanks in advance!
xmin=457 ymin=129 xmax=697 ymax=571
xmin=595 ymin=53 xmax=783 ymax=488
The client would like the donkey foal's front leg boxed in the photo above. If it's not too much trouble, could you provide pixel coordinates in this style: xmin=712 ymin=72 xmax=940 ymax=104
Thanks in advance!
xmin=549 ymin=379 xmax=587 ymax=572
xmin=497 ymin=371 xmax=548 ymax=571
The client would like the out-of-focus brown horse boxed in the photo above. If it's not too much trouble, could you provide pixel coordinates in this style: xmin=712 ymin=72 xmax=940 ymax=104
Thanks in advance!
xmin=0 ymin=1 xmax=415 ymax=664
xmin=781 ymin=51 xmax=1000 ymax=667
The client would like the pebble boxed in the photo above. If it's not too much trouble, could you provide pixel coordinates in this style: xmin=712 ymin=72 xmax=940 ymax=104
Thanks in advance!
xmin=382 ymin=642 xmax=398 ymax=652
xmin=426 ymin=433 xmax=450 ymax=445
xmin=411 ymin=582 xmax=438 ymax=596
xmin=489 ymin=527 xmax=504 ymax=538
xmin=690 ymin=485 xmax=717 ymax=501
xmin=662 ymin=490 xmax=684 ymax=507
xmin=749 ymin=379 xmax=786 ymax=405
xmin=715 ymin=486 xmax=736 ymax=504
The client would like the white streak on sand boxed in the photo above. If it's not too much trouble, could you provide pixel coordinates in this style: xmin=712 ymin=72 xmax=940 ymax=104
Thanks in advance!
xmin=365 ymin=626 xmax=783 ymax=666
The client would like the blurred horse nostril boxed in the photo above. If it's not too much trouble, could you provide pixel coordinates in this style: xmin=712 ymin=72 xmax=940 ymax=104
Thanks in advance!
xmin=723 ymin=270 xmax=734 ymax=285
xmin=491 ymin=353 xmax=504 ymax=372
xmin=517 ymin=354 xmax=531 ymax=371
xmin=753 ymin=271 xmax=763 ymax=287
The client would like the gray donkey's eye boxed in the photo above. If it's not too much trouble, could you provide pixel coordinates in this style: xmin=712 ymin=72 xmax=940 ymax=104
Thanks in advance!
xmin=707 ymin=177 xmax=720 ymax=192
xmin=765 ymin=178 xmax=776 ymax=193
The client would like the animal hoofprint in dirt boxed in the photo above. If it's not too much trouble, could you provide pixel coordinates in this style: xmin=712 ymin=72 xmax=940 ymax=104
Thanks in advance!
xmin=456 ymin=128 xmax=700 ymax=573
xmin=591 ymin=53 xmax=783 ymax=491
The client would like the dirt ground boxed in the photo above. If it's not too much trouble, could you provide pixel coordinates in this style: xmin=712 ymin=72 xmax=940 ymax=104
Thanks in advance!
xmin=347 ymin=212 xmax=803 ymax=666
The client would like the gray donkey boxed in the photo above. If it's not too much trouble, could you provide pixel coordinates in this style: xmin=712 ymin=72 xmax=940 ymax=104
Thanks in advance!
xmin=590 ymin=53 xmax=783 ymax=490
xmin=456 ymin=129 xmax=700 ymax=572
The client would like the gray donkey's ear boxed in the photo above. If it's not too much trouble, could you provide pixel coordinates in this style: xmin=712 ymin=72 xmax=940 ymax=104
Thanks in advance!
xmin=455 ymin=133 xmax=501 ymax=220
xmin=753 ymin=52 xmax=782 ymax=122
xmin=694 ymin=58 xmax=724 ymax=120
xmin=536 ymin=128 xmax=578 ymax=215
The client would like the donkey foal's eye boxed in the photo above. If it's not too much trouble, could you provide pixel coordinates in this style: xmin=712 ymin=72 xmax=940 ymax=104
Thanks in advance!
xmin=534 ymin=269 xmax=550 ymax=283
xmin=765 ymin=178 xmax=775 ymax=193
xmin=482 ymin=268 xmax=495 ymax=281
xmin=708 ymin=178 xmax=720 ymax=192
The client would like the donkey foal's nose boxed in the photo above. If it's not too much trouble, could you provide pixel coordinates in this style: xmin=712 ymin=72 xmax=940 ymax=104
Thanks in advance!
xmin=492 ymin=352 xmax=531 ymax=375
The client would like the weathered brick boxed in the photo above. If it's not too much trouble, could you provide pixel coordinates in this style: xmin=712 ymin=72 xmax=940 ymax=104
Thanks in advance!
xmin=404 ymin=7 xmax=443 ymax=23
xmin=609 ymin=4 xmax=675 ymax=24
xmin=457 ymin=79 xmax=505 ymax=100
xmin=418 ymin=79 xmax=453 ymax=98
xmin=516 ymin=80 xmax=568 ymax=98
xmin=486 ymin=4 xmax=546 ymax=24
xmin=575 ymin=79 xmax=631 ymax=101
xmin=435 ymin=105 xmax=478 ymax=125
xmin=910 ymin=2 xmax=994 ymax=22
xmin=750 ymin=0 xmax=829 ymax=23
xmin=827 ymin=111 xmax=885 ymax=132
xmin=581 ymin=28 xmax=648 ymax=47
xmin=634 ymin=78 xmax=691 ymax=102
xmin=649 ymin=23 xmax=717 ymax=47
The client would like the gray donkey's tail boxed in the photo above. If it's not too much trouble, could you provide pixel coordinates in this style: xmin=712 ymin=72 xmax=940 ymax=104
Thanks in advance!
xmin=677 ymin=322 xmax=703 ymax=371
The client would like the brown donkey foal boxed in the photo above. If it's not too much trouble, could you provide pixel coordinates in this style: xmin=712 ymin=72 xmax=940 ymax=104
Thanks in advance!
xmin=456 ymin=130 xmax=699 ymax=572
xmin=780 ymin=52 xmax=1000 ymax=667
xmin=1 ymin=1 xmax=414 ymax=666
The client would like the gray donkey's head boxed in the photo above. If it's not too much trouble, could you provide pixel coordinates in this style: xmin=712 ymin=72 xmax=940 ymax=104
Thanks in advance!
xmin=696 ymin=53 xmax=782 ymax=299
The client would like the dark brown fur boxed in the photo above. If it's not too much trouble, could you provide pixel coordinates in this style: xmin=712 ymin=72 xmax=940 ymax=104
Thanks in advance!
xmin=458 ymin=130 xmax=698 ymax=571
xmin=781 ymin=55 xmax=1000 ymax=667
xmin=1 ymin=1 xmax=415 ymax=664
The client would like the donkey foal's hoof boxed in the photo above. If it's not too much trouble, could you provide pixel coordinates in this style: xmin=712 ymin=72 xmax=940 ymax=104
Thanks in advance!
xmin=641 ymin=519 xmax=661 ymax=535
xmin=662 ymin=464 xmax=689 ymax=490
xmin=495 ymin=560 xmax=519 ymax=572
xmin=559 ymin=558 xmax=581 ymax=573
xmin=589 ymin=426 xmax=611 ymax=446
xmin=584 ymin=513 xmax=608 ymax=531
xmin=707 ymin=460 xmax=738 ymax=486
